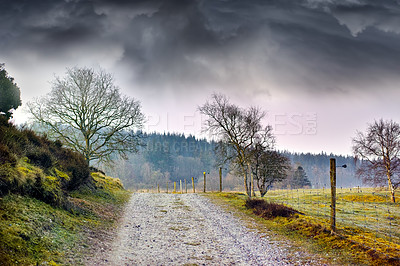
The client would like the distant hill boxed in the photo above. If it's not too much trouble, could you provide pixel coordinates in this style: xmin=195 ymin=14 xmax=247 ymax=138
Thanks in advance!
xmin=106 ymin=132 xmax=216 ymax=189
xmin=108 ymin=132 xmax=362 ymax=190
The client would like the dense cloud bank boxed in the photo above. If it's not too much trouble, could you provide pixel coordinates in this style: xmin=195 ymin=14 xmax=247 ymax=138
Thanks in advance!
xmin=1 ymin=0 xmax=400 ymax=97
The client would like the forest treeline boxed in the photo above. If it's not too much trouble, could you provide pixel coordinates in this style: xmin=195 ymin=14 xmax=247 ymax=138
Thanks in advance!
xmin=282 ymin=151 xmax=361 ymax=188
xmin=108 ymin=132 xmax=362 ymax=190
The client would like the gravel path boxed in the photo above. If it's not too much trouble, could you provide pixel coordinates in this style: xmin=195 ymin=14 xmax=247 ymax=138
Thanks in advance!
xmin=93 ymin=193 xmax=308 ymax=265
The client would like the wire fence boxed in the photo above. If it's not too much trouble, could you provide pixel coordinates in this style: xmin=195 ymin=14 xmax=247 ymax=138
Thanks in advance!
xmin=135 ymin=170 xmax=400 ymax=260
xmin=266 ymin=186 xmax=400 ymax=260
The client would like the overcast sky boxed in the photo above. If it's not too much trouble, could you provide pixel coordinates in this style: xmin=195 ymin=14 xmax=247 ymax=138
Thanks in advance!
xmin=1 ymin=0 xmax=400 ymax=155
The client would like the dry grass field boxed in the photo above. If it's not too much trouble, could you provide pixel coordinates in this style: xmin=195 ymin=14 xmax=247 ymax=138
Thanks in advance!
xmin=261 ymin=187 xmax=400 ymax=259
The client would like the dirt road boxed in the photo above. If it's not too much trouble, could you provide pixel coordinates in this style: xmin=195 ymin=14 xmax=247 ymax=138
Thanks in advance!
xmin=89 ymin=193 xmax=321 ymax=265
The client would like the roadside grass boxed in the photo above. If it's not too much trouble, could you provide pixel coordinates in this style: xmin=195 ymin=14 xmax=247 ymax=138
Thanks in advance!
xmin=0 ymin=171 xmax=131 ymax=265
xmin=265 ymin=188 xmax=400 ymax=250
xmin=205 ymin=192 xmax=400 ymax=266
xmin=0 ymin=194 xmax=84 ymax=265
xmin=70 ymin=172 xmax=130 ymax=207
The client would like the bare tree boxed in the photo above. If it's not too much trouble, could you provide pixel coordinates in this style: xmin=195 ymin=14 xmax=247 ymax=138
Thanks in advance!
xmin=199 ymin=93 xmax=274 ymax=197
xmin=28 ymin=67 xmax=145 ymax=166
xmin=251 ymin=146 xmax=290 ymax=197
xmin=352 ymin=119 xmax=400 ymax=203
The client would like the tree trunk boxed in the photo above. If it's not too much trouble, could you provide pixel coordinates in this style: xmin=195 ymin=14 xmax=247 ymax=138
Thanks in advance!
xmin=249 ymin=178 xmax=252 ymax=197
xmin=241 ymin=164 xmax=251 ymax=198
xmin=246 ymin=162 xmax=256 ymax=197
xmin=388 ymin=179 xmax=396 ymax=203
xmin=250 ymin=168 xmax=255 ymax=197
xmin=386 ymin=171 xmax=396 ymax=203
xmin=260 ymin=190 xmax=267 ymax=197
xmin=260 ymin=183 xmax=271 ymax=197
xmin=84 ymin=136 xmax=91 ymax=165
xmin=257 ymin=178 xmax=263 ymax=197
xmin=84 ymin=152 xmax=90 ymax=165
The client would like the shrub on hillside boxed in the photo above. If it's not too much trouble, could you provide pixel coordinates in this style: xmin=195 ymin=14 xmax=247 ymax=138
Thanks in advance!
xmin=33 ymin=173 xmax=64 ymax=206
xmin=26 ymin=147 xmax=54 ymax=169
xmin=0 ymin=163 xmax=20 ymax=196
xmin=0 ymin=120 xmax=24 ymax=155
xmin=245 ymin=198 xmax=302 ymax=219
xmin=24 ymin=129 xmax=44 ymax=147
xmin=0 ymin=115 xmax=90 ymax=194
xmin=56 ymin=149 xmax=90 ymax=190
xmin=0 ymin=144 xmax=17 ymax=166
xmin=89 ymin=166 xmax=105 ymax=175
xmin=0 ymin=115 xmax=8 ymax=126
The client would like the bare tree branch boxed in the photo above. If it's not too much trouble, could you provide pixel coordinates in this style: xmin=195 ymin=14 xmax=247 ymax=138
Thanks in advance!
xmin=27 ymin=67 xmax=145 ymax=166
xmin=251 ymin=148 xmax=290 ymax=197
xmin=199 ymin=93 xmax=275 ymax=197
xmin=352 ymin=119 xmax=400 ymax=203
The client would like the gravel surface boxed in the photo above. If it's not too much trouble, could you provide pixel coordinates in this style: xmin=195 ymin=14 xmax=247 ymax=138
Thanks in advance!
xmin=91 ymin=193 xmax=319 ymax=265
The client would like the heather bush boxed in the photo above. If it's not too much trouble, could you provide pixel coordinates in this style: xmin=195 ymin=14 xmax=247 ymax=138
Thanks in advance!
xmin=24 ymin=129 xmax=43 ymax=147
xmin=0 ymin=115 xmax=90 ymax=196
xmin=0 ymin=115 xmax=8 ymax=127
xmin=0 ymin=144 xmax=17 ymax=166
xmin=33 ymin=173 xmax=64 ymax=206
xmin=245 ymin=198 xmax=302 ymax=219
xmin=0 ymin=163 xmax=18 ymax=196
xmin=26 ymin=147 xmax=54 ymax=169
xmin=55 ymin=148 xmax=90 ymax=190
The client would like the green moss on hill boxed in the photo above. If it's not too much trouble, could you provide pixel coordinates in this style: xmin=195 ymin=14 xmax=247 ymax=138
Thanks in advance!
xmin=0 ymin=116 xmax=131 ymax=265
xmin=0 ymin=175 xmax=130 ymax=265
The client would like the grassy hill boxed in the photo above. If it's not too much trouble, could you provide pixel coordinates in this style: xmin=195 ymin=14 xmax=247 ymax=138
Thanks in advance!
xmin=0 ymin=116 xmax=130 ymax=265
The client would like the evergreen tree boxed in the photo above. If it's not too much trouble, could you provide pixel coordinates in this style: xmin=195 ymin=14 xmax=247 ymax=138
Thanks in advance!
xmin=291 ymin=166 xmax=311 ymax=188
xmin=0 ymin=64 xmax=21 ymax=120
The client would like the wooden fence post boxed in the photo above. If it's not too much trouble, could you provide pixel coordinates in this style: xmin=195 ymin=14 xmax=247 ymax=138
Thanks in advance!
xmin=174 ymin=182 xmax=176 ymax=193
xmin=219 ymin=167 xmax=222 ymax=192
xmin=203 ymin=172 xmax=206 ymax=193
xmin=330 ymin=158 xmax=336 ymax=234
xmin=180 ymin=180 xmax=183 ymax=194
xmin=166 ymin=181 xmax=169 ymax=193
xmin=192 ymin=177 xmax=195 ymax=193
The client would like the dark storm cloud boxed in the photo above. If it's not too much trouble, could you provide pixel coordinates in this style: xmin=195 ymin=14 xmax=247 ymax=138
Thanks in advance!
xmin=1 ymin=0 xmax=400 ymax=96
xmin=305 ymin=0 xmax=400 ymax=36
xmin=115 ymin=0 xmax=400 ymax=95
xmin=1 ymin=1 xmax=108 ymax=50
